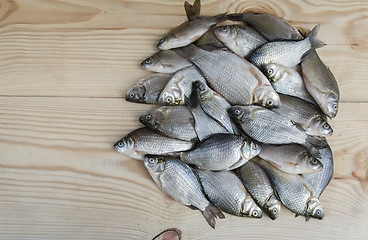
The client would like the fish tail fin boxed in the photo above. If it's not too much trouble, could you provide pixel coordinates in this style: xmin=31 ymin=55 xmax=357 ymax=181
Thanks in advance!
xmin=214 ymin=12 xmax=228 ymax=22
xmin=305 ymin=136 xmax=327 ymax=159
xmin=202 ymin=204 xmax=225 ymax=229
xmin=184 ymin=0 xmax=201 ymax=21
xmin=306 ymin=24 xmax=326 ymax=49
xmin=225 ymin=13 xmax=244 ymax=22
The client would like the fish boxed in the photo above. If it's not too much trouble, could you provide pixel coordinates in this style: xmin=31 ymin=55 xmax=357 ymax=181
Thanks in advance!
xmin=180 ymin=134 xmax=261 ymax=171
xmin=303 ymin=137 xmax=334 ymax=198
xmin=194 ymin=169 xmax=262 ymax=218
xmin=141 ymin=50 xmax=192 ymax=74
xmin=184 ymin=0 xmax=201 ymax=21
xmin=193 ymin=81 xmax=236 ymax=134
xmin=125 ymin=73 xmax=172 ymax=104
xmin=262 ymin=63 xmax=316 ymax=105
xmin=159 ymin=66 xmax=206 ymax=105
xmin=255 ymin=158 xmax=324 ymax=220
xmin=157 ymin=12 xmax=227 ymax=50
xmin=214 ymin=24 xmax=267 ymax=58
xmin=144 ymin=155 xmax=225 ymax=228
xmin=174 ymin=44 xmax=280 ymax=108
xmin=271 ymin=95 xmax=333 ymax=137
xmin=139 ymin=106 xmax=198 ymax=142
xmin=258 ymin=144 xmax=323 ymax=174
xmin=249 ymin=25 xmax=326 ymax=68
xmin=237 ymin=158 xmax=281 ymax=220
xmin=301 ymin=50 xmax=340 ymax=118
xmin=228 ymin=105 xmax=310 ymax=146
xmin=226 ymin=13 xmax=304 ymax=41
xmin=113 ymin=128 xmax=194 ymax=160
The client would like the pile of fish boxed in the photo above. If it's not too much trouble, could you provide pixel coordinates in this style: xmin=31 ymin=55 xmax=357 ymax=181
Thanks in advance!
xmin=114 ymin=0 xmax=339 ymax=229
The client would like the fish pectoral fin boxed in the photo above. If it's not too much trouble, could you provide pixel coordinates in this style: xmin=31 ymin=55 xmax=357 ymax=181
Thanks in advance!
xmin=302 ymin=182 xmax=316 ymax=197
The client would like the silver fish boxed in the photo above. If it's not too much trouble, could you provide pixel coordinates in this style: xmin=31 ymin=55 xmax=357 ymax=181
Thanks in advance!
xmin=139 ymin=106 xmax=198 ymax=142
xmin=159 ymin=66 xmax=206 ymax=105
xmin=250 ymin=25 xmax=325 ymax=68
xmin=229 ymin=105 xmax=309 ymax=146
xmin=214 ymin=24 xmax=267 ymax=58
xmin=301 ymin=50 xmax=340 ymax=118
xmin=259 ymin=144 xmax=323 ymax=174
xmin=126 ymin=73 xmax=172 ymax=104
xmin=227 ymin=13 xmax=304 ymax=41
xmin=262 ymin=63 xmax=316 ymax=105
xmin=180 ymin=134 xmax=261 ymax=171
xmin=271 ymin=95 xmax=333 ymax=137
xmin=256 ymin=158 xmax=324 ymax=220
xmin=237 ymin=158 xmax=281 ymax=219
xmin=175 ymin=44 xmax=280 ymax=108
xmin=141 ymin=50 xmax=192 ymax=74
xmin=114 ymin=128 xmax=194 ymax=160
xmin=194 ymin=170 xmax=262 ymax=218
xmin=144 ymin=155 xmax=225 ymax=228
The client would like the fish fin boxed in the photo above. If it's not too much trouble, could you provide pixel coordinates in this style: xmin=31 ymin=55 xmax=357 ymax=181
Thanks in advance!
xmin=306 ymin=24 xmax=326 ymax=50
xmin=305 ymin=215 xmax=311 ymax=221
xmin=184 ymin=0 xmax=201 ymax=21
xmin=174 ymin=44 xmax=199 ymax=60
xmin=213 ymin=12 xmax=228 ymax=23
xmin=293 ymin=121 xmax=307 ymax=132
xmin=155 ymin=161 xmax=165 ymax=173
xmin=187 ymin=205 xmax=198 ymax=210
xmin=202 ymin=204 xmax=225 ymax=229
xmin=226 ymin=13 xmax=244 ymax=22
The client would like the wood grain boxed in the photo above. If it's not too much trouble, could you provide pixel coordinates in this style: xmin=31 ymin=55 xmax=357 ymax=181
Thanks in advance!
xmin=0 ymin=0 xmax=367 ymax=239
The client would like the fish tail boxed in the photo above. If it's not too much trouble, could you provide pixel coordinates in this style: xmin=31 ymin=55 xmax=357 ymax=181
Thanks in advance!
xmin=307 ymin=24 xmax=326 ymax=49
xmin=202 ymin=204 xmax=225 ymax=229
xmin=226 ymin=13 xmax=244 ymax=22
xmin=214 ymin=12 xmax=228 ymax=22
xmin=184 ymin=0 xmax=201 ymax=21
xmin=305 ymin=136 xmax=327 ymax=159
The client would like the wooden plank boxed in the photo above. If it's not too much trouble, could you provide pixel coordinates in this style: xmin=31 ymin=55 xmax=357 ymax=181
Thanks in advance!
xmin=0 ymin=97 xmax=367 ymax=239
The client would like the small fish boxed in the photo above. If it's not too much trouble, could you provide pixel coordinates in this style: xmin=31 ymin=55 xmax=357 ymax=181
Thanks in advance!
xmin=227 ymin=13 xmax=304 ymax=41
xmin=141 ymin=50 xmax=192 ymax=74
xmin=271 ymin=95 xmax=333 ymax=137
xmin=194 ymin=170 xmax=262 ymax=218
xmin=139 ymin=106 xmax=198 ymax=142
xmin=262 ymin=64 xmax=316 ymax=105
xmin=228 ymin=105 xmax=309 ymax=146
xmin=175 ymin=44 xmax=280 ymax=108
xmin=214 ymin=25 xmax=267 ymax=58
xmin=144 ymin=155 xmax=225 ymax=228
xmin=249 ymin=25 xmax=325 ymax=68
xmin=259 ymin=144 xmax=323 ymax=174
xmin=301 ymin=50 xmax=340 ymax=118
xmin=237 ymin=158 xmax=281 ymax=220
xmin=159 ymin=66 xmax=206 ymax=105
xmin=114 ymin=128 xmax=194 ymax=160
xmin=126 ymin=73 xmax=172 ymax=104
xmin=180 ymin=134 xmax=261 ymax=171
xmin=194 ymin=81 xmax=236 ymax=134
xmin=157 ymin=13 xmax=227 ymax=50
xmin=255 ymin=158 xmax=324 ymax=220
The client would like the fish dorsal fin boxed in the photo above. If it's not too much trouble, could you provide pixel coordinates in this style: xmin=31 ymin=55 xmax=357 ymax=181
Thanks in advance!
xmin=184 ymin=0 xmax=201 ymax=21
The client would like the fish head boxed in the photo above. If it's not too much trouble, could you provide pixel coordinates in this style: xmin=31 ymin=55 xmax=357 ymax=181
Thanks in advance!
xmin=308 ymin=117 xmax=333 ymax=137
xmin=139 ymin=110 xmax=163 ymax=129
xmin=298 ymin=152 xmax=323 ymax=173
xmin=141 ymin=54 xmax=161 ymax=72
xmin=322 ymin=92 xmax=339 ymax=118
xmin=214 ymin=25 xmax=237 ymax=41
xmin=262 ymin=64 xmax=282 ymax=82
xmin=126 ymin=85 xmax=146 ymax=103
xmin=157 ymin=36 xmax=171 ymax=50
xmin=306 ymin=197 xmax=324 ymax=220
xmin=144 ymin=155 xmax=166 ymax=185
xmin=241 ymin=141 xmax=262 ymax=159
xmin=114 ymin=136 xmax=136 ymax=155
xmin=265 ymin=195 xmax=281 ymax=220
xmin=241 ymin=198 xmax=263 ymax=218
xmin=228 ymin=106 xmax=251 ymax=123
xmin=159 ymin=89 xmax=183 ymax=105
xmin=253 ymin=86 xmax=281 ymax=109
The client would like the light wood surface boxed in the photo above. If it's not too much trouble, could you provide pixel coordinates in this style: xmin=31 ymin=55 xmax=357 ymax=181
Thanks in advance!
xmin=0 ymin=0 xmax=367 ymax=239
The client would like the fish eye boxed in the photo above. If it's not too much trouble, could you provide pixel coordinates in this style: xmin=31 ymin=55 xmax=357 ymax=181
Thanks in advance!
xmin=323 ymin=123 xmax=330 ymax=129
xmin=252 ymin=210 xmax=258 ymax=217
xmin=221 ymin=26 xmax=228 ymax=32
xmin=311 ymin=158 xmax=318 ymax=165
xmin=148 ymin=157 xmax=155 ymax=164
xmin=166 ymin=96 xmax=172 ymax=103
xmin=117 ymin=141 xmax=124 ymax=147
xmin=267 ymin=99 xmax=273 ymax=106
xmin=267 ymin=68 xmax=273 ymax=75
xmin=316 ymin=210 xmax=321 ymax=215
xmin=145 ymin=114 xmax=152 ymax=120
xmin=333 ymin=104 xmax=338 ymax=110
xmin=129 ymin=92 xmax=135 ymax=98
xmin=234 ymin=109 xmax=241 ymax=115
xmin=159 ymin=38 xmax=166 ymax=43
xmin=144 ymin=58 xmax=152 ymax=64
xmin=272 ymin=209 xmax=278 ymax=214
xmin=252 ymin=143 xmax=258 ymax=150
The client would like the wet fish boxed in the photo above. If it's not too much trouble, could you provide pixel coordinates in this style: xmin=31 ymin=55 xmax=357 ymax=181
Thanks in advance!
xmin=229 ymin=105 xmax=309 ymax=145
xmin=126 ymin=73 xmax=172 ymax=104
xmin=159 ymin=66 xmax=206 ymax=105
xmin=180 ymin=134 xmax=261 ymax=170
xmin=259 ymin=144 xmax=323 ymax=174
xmin=271 ymin=95 xmax=333 ymax=137
xmin=214 ymin=25 xmax=267 ymax=58
xmin=194 ymin=81 xmax=236 ymax=134
xmin=301 ymin=50 xmax=340 ymax=118
xmin=255 ymin=158 xmax=324 ymax=220
xmin=144 ymin=155 xmax=225 ymax=228
xmin=141 ymin=50 xmax=192 ymax=74
xmin=139 ymin=106 xmax=198 ymax=142
xmin=194 ymin=170 xmax=262 ymax=218
xmin=114 ymin=128 xmax=194 ymax=160
xmin=227 ymin=13 xmax=304 ymax=41
xmin=262 ymin=64 xmax=316 ymax=105
xmin=157 ymin=13 xmax=227 ymax=50
xmin=249 ymin=25 xmax=325 ymax=68
xmin=175 ymin=44 xmax=280 ymax=108
xmin=237 ymin=158 xmax=281 ymax=220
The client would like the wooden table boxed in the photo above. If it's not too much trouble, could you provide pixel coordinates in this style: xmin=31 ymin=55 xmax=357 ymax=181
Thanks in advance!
xmin=0 ymin=0 xmax=367 ymax=239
